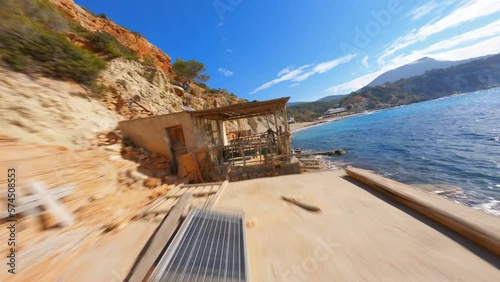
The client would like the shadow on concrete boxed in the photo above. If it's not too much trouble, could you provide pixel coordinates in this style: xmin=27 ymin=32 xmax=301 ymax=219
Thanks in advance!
xmin=341 ymin=176 xmax=500 ymax=268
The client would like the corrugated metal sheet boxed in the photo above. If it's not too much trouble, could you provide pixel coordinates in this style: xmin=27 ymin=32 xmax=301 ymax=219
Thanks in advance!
xmin=150 ymin=209 xmax=248 ymax=282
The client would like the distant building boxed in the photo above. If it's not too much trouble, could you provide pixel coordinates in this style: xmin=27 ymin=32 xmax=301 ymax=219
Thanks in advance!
xmin=287 ymin=117 xmax=295 ymax=124
xmin=323 ymin=107 xmax=346 ymax=116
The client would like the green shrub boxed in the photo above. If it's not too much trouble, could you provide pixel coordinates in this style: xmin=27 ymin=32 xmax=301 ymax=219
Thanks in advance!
xmin=84 ymin=31 xmax=138 ymax=61
xmin=90 ymin=82 xmax=109 ymax=98
xmin=96 ymin=13 xmax=109 ymax=20
xmin=69 ymin=21 xmax=88 ymax=35
xmin=0 ymin=0 xmax=106 ymax=86
xmin=80 ymin=7 xmax=108 ymax=21
xmin=172 ymin=58 xmax=210 ymax=83
xmin=132 ymin=31 xmax=143 ymax=37
xmin=142 ymin=54 xmax=157 ymax=69
xmin=81 ymin=6 xmax=94 ymax=15
xmin=0 ymin=25 xmax=106 ymax=85
xmin=196 ymin=82 xmax=209 ymax=90
xmin=1 ymin=0 xmax=69 ymax=32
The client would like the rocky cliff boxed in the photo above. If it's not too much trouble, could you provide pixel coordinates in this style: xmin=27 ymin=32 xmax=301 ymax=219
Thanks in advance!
xmin=50 ymin=0 xmax=172 ymax=72
xmin=0 ymin=66 xmax=119 ymax=148
xmin=0 ymin=0 xmax=270 ymax=149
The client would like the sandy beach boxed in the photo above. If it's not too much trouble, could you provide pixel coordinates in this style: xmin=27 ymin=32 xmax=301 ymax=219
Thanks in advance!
xmin=289 ymin=113 xmax=361 ymax=133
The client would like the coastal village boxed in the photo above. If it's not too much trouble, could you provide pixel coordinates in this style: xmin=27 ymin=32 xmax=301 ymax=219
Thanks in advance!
xmin=1 ymin=0 xmax=499 ymax=281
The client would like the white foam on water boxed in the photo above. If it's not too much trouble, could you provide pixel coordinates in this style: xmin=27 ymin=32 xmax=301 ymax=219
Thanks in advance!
xmin=472 ymin=199 xmax=500 ymax=217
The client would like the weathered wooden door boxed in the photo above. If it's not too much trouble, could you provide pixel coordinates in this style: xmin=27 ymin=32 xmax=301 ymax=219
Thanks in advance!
xmin=166 ymin=125 xmax=187 ymax=156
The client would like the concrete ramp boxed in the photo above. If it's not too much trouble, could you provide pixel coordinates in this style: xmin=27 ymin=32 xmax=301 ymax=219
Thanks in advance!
xmin=346 ymin=167 xmax=500 ymax=255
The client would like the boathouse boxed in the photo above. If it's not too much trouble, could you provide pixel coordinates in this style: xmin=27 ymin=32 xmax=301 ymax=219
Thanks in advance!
xmin=119 ymin=97 xmax=299 ymax=183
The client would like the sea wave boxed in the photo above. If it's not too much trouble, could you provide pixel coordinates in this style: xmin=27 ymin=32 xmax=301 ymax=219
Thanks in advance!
xmin=472 ymin=199 xmax=500 ymax=216
xmin=292 ymin=88 xmax=500 ymax=216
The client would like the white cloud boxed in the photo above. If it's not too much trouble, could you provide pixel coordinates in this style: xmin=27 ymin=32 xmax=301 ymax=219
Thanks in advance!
xmin=406 ymin=0 xmax=457 ymax=21
xmin=418 ymin=20 xmax=500 ymax=54
xmin=312 ymin=54 xmax=357 ymax=73
xmin=251 ymin=54 xmax=356 ymax=94
xmin=225 ymin=48 xmax=233 ymax=53
xmin=362 ymin=56 xmax=369 ymax=68
xmin=431 ymin=36 xmax=500 ymax=61
xmin=325 ymin=70 xmax=385 ymax=95
xmin=407 ymin=1 xmax=439 ymax=21
xmin=218 ymin=68 xmax=234 ymax=76
xmin=379 ymin=0 xmax=500 ymax=66
xmin=277 ymin=66 xmax=293 ymax=77
xmin=217 ymin=22 xmax=224 ymax=27
xmin=250 ymin=65 xmax=309 ymax=94
xmin=324 ymin=1 xmax=500 ymax=98
xmin=293 ymin=72 xmax=315 ymax=82
xmin=381 ymin=21 xmax=500 ymax=71
xmin=326 ymin=28 xmax=500 ymax=96
xmin=290 ymin=83 xmax=300 ymax=88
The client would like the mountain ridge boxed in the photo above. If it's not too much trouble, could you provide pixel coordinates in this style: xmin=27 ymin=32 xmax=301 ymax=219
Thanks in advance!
xmin=341 ymin=54 xmax=500 ymax=112
xmin=367 ymin=57 xmax=474 ymax=87
xmin=287 ymin=95 xmax=348 ymax=122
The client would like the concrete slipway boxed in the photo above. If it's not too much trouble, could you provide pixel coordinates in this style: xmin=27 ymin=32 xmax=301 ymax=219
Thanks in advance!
xmin=217 ymin=170 xmax=500 ymax=282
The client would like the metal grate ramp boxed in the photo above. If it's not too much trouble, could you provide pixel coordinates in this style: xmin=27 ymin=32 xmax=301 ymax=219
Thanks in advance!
xmin=150 ymin=209 xmax=249 ymax=282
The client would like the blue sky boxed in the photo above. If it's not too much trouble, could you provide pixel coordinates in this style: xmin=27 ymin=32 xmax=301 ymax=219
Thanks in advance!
xmin=75 ymin=0 xmax=500 ymax=102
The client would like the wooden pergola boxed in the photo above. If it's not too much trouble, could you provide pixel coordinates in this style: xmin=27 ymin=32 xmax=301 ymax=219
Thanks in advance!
xmin=190 ymin=97 xmax=292 ymax=181
xmin=191 ymin=97 xmax=290 ymax=121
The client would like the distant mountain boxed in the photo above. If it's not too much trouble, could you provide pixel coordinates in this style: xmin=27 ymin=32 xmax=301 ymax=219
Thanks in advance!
xmin=341 ymin=53 xmax=500 ymax=112
xmin=367 ymin=57 xmax=472 ymax=87
xmin=316 ymin=94 xmax=348 ymax=102
xmin=287 ymin=95 xmax=348 ymax=122
xmin=287 ymin=102 xmax=306 ymax=106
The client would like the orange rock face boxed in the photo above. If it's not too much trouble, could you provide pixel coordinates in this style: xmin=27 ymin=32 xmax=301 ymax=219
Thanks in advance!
xmin=51 ymin=0 xmax=172 ymax=72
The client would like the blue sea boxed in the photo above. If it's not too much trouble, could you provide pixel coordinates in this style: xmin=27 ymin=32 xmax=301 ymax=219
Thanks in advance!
xmin=292 ymin=88 xmax=500 ymax=215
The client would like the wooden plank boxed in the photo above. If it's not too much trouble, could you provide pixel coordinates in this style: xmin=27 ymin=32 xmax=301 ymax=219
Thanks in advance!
xmin=143 ymin=199 xmax=178 ymax=218
xmin=206 ymin=180 xmax=228 ymax=209
xmin=274 ymin=112 xmax=282 ymax=154
xmin=163 ymin=183 xmax=185 ymax=197
xmin=165 ymin=191 xmax=216 ymax=199
xmin=0 ymin=186 xmax=73 ymax=219
xmin=203 ymin=185 xmax=216 ymax=207
xmin=137 ymin=184 xmax=184 ymax=218
xmin=191 ymin=153 xmax=204 ymax=183
xmin=141 ymin=187 xmax=214 ymax=215
xmin=177 ymin=153 xmax=196 ymax=183
xmin=200 ymin=184 xmax=216 ymax=195
xmin=126 ymin=193 xmax=193 ymax=282
xmin=181 ymin=181 xmax=223 ymax=188
xmin=184 ymin=186 xmax=197 ymax=195
xmin=29 ymin=182 xmax=75 ymax=227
